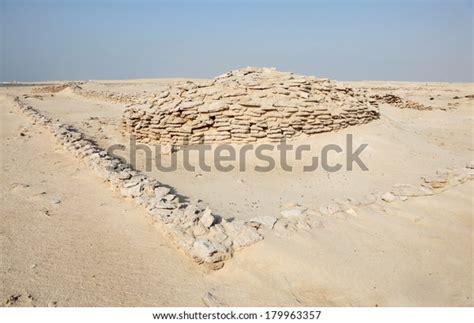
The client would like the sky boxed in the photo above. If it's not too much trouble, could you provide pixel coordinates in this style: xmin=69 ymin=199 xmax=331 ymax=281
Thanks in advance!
xmin=0 ymin=0 xmax=472 ymax=82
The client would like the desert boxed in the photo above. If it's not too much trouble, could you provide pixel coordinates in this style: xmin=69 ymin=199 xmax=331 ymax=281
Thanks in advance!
xmin=1 ymin=67 xmax=472 ymax=307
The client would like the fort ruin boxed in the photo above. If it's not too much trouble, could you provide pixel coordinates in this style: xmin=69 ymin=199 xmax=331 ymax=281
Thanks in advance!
xmin=121 ymin=67 xmax=380 ymax=146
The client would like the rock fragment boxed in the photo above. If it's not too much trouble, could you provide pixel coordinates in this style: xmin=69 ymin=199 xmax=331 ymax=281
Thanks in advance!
xmin=248 ymin=216 xmax=278 ymax=229
xmin=199 ymin=208 xmax=216 ymax=228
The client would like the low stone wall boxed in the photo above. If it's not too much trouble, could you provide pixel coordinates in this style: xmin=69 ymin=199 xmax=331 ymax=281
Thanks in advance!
xmin=370 ymin=94 xmax=431 ymax=110
xmin=32 ymin=84 xmax=71 ymax=94
xmin=32 ymin=82 xmax=145 ymax=104
xmin=12 ymin=96 xmax=263 ymax=270
xmin=273 ymin=165 xmax=473 ymax=234
xmin=71 ymin=86 xmax=141 ymax=104
xmin=121 ymin=67 xmax=380 ymax=145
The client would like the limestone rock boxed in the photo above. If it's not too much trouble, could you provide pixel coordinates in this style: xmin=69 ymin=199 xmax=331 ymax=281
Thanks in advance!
xmin=422 ymin=175 xmax=448 ymax=189
xmin=280 ymin=207 xmax=307 ymax=218
xmin=120 ymin=183 xmax=143 ymax=197
xmin=247 ymin=216 xmax=278 ymax=229
xmin=190 ymin=239 xmax=228 ymax=264
xmin=199 ymin=208 xmax=216 ymax=228
xmin=231 ymin=226 xmax=263 ymax=249
xmin=155 ymin=186 xmax=171 ymax=199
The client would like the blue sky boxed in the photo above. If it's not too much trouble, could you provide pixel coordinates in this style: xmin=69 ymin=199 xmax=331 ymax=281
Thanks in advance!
xmin=1 ymin=0 xmax=472 ymax=82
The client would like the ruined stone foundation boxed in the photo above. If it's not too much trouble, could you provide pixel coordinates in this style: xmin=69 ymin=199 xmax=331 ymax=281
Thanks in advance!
xmin=121 ymin=67 xmax=380 ymax=146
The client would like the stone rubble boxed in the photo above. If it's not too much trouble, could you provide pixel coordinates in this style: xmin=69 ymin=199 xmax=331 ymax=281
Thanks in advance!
xmin=33 ymin=82 xmax=148 ymax=104
xmin=11 ymin=96 xmax=264 ymax=270
xmin=275 ymin=165 xmax=473 ymax=234
xmin=121 ymin=67 xmax=380 ymax=146
xmin=370 ymin=93 xmax=431 ymax=110
xmin=71 ymin=84 xmax=144 ymax=104
xmin=32 ymin=84 xmax=71 ymax=94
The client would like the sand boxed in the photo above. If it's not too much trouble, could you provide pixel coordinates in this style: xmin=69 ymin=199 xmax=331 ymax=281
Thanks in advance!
xmin=0 ymin=79 xmax=472 ymax=306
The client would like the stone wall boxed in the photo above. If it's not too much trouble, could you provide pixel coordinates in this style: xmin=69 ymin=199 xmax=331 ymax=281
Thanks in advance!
xmin=12 ymin=96 xmax=264 ymax=270
xmin=370 ymin=94 xmax=431 ymax=110
xmin=121 ymin=67 xmax=380 ymax=145
xmin=11 ymin=95 xmax=472 ymax=270
xmin=72 ymin=86 xmax=141 ymax=104
xmin=33 ymin=82 xmax=145 ymax=104
xmin=32 ymin=84 xmax=71 ymax=94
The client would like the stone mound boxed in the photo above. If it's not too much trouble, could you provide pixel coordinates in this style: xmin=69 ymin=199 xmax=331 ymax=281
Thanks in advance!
xmin=122 ymin=67 xmax=380 ymax=145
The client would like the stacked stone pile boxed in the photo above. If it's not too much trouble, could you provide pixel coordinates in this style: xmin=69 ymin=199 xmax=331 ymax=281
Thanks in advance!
xmin=13 ymin=96 xmax=264 ymax=270
xmin=121 ymin=67 xmax=380 ymax=145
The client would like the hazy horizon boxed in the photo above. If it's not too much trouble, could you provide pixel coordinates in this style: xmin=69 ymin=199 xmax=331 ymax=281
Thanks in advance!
xmin=1 ymin=0 xmax=472 ymax=82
